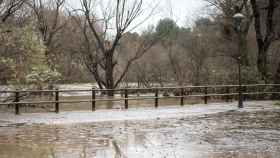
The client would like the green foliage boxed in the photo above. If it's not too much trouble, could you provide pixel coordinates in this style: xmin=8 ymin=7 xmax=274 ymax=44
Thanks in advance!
xmin=0 ymin=58 xmax=15 ymax=84
xmin=0 ymin=23 xmax=61 ymax=86
xmin=21 ymin=24 xmax=46 ymax=60
xmin=26 ymin=66 xmax=61 ymax=85
xmin=195 ymin=17 xmax=213 ymax=28
xmin=155 ymin=18 xmax=180 ymax=40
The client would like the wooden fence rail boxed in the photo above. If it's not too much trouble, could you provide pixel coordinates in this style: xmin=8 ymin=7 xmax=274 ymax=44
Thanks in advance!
xmin=0 ymin=84 xmax=280 ymax=115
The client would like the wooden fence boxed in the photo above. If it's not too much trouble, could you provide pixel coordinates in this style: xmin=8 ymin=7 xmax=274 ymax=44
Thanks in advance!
xmin=0 ymin=84 xmax=280 ymax=115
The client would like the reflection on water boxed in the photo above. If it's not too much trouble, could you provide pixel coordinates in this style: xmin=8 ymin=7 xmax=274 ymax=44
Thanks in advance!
xmin=1 ymin=109 xmax=280 ymax=158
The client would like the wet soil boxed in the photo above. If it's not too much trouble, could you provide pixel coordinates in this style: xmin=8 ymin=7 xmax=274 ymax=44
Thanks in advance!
xmin=0 ymin=104 xmax=280 ymax=158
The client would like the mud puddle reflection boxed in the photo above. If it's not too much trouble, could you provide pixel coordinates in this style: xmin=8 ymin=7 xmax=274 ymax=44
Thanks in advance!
xmin=0 ymin=109 xmax=280 ymax=158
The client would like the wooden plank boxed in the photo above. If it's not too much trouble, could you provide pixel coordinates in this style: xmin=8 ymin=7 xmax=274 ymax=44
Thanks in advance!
xmin=1 ymin=84 xmax=280 ymax=93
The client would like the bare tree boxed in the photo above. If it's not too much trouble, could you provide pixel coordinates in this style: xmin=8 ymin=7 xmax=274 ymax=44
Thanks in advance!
xmin=250 ymin=0 xmax=280 ymax=81
xmin=206 ymin=0 xmax=280 ymax=81
xmin=76 ymin=0 xmax=159 ymax=95
xmin=0 ymin=0 xmax=25 ymax=23
xmin=204 ymin=0 xmax=254 ymax=66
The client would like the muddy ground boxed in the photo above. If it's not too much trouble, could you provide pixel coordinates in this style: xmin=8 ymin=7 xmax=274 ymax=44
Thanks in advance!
xmin=0 ymin=101 xmax=280 ymax=158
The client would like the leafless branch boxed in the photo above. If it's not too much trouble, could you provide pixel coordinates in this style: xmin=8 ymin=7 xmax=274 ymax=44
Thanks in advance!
xmin=0 ymin=0 xmax=25 ymax=22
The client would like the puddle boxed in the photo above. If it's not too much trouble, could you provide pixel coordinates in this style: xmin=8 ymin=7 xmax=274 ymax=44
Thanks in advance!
xmin=0 ymin=102 xmax=280 ymax=158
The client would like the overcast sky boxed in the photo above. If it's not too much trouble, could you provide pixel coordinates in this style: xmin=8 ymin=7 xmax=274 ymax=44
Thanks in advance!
xmin=67 ymin=0 xmax=208 ymax=33
xmin=151 ymin=0 xmax=208 ymax=26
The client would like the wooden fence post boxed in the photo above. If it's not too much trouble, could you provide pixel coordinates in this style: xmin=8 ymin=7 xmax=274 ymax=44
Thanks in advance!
xmin=256 ymin=86 xmax=260 ymax=100
xmin=92 ymin=88 xmax=96 ymax=111
xmin=15 ymin=91 xmax=20 ymax=115
xmin=258 ymin=86 xmax=262 ymax=100
xmin=243 ymin=86 xmax=247 ymax=101
xmin=204 ymin=87 xmax=208 ymax=104
xmin=180 ymin=88 xmax=184 ymax=106
xmin=155 ymin=88 xmax=159 ymax=108
xmin=226 ymin=87 xmax=230 ymax=102
xmin=124 ymin=89 xmax=128 ymax=109
xmin=55 ymin=89 xmax=59 ymax=113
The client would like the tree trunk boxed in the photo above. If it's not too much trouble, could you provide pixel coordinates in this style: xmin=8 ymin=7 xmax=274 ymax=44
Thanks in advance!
xmin=274 ymin=63 xmax=280 ymax=84
xmin=256 ymin=39 xmax=271 ymax=82
xmin=257 ymin=44 xmax=268 ymax=81
xmin=105 ymin=51 xmax=115 ymax=96
xmin=250 ymin=0 xmax=276 ymax=82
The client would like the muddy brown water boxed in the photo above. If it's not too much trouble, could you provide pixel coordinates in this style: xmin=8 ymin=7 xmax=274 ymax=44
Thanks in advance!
xmin=0 ymin=106 xmax=280 ymax=158
xmin=0 ymin=95 xmax=228 ymax=113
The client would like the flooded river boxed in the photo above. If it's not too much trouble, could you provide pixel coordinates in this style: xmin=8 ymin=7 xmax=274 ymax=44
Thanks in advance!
xmin=0 ymin=83 xmax=207 ymax=113
xmin=0 ymin=101 xmax=280 ymax=158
